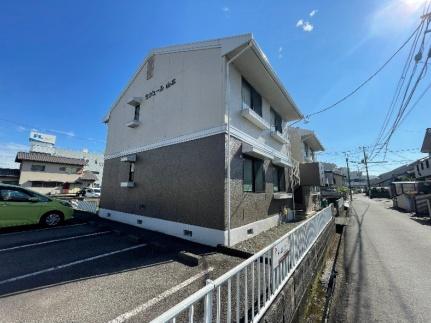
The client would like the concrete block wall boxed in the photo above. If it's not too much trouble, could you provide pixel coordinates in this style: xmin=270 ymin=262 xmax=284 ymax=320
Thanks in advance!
xmin=260 ymin=218 xmax=335 ymax=323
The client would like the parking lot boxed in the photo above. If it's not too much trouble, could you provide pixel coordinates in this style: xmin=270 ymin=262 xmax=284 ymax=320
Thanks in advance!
xmin=0 ymin=217 xmax=243 ymax=323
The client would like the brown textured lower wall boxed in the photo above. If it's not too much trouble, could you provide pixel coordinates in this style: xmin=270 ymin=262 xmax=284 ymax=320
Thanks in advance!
xmin=228 ymin=135 xmax=293 ymax=229
xmin=260 ymin=218 xmax=336 ymax=323
xmin=100 ymin=134 xmax=226 ymax=230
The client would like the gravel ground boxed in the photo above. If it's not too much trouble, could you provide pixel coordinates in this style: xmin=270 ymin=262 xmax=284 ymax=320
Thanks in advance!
xmin=232 ymin=220 xmax=304 ymax=254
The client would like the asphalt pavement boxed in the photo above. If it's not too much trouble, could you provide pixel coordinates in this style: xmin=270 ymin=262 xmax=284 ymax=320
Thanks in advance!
xmin=332 ymin=195 xmax=431 ymax=323
xmin=0 ymin=219 xmax=243 ymax=323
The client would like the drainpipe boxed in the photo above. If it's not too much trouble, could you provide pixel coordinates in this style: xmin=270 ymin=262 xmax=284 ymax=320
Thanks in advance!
xmin=226 ymin=41 xmax=252 ymax=247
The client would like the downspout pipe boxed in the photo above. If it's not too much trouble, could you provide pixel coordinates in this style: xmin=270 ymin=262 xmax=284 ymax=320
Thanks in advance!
xmin=225 ymin=41 xmax=252 ymax=247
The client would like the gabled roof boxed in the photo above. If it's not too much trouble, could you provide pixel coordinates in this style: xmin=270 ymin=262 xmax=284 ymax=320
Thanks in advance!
xmin=293 ymin=128 xmax=324 ymax=152
xmin=15 ymin=152 xmax=86 ymax=166
xmin=421 ymin=128 xmax=431 ymax=153
xmin=77 ymin=171 xmax=98 ymax=182
xmin=103 ymin=33 xmax=303 ymax=123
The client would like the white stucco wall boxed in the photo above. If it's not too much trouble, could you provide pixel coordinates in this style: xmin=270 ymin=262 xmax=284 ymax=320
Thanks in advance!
xmin=105 ymin=47 xmax=225 ymax=157
xmin=228 ymin=63 xmax=290 ymax=158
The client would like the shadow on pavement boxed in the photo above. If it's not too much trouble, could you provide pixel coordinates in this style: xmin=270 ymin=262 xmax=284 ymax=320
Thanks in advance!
xmin=0 ymin=213 xmax=219 ymax=300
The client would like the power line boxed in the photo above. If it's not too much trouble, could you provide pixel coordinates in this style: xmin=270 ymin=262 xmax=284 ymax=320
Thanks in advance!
xmin=369 ymin=18 xmax=427 ymax=157
xmin=290 ymin=22 xmax=424 ymax=125
xmin=369 ymin=10 xmax=431 ymax=160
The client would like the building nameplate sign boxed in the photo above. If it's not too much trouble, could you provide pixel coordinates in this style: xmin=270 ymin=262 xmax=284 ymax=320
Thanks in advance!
xmin=145 ymin=78 xmax=176 ymax=100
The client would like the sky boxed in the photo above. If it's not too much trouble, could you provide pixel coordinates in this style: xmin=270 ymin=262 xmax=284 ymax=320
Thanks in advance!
xmin=0 ymin=0 xmax=430 ymax=175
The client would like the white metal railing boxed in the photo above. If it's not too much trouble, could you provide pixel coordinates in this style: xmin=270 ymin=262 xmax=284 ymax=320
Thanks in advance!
xmin=152 ymin=205 xmax=333 ymax=323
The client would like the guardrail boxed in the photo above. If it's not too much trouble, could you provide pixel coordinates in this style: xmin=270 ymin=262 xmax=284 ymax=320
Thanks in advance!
xmin=152 ymin=205 xmax=333 ymax=323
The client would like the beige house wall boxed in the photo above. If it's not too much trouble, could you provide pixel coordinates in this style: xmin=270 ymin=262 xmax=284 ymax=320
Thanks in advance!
xmin=19 ymin=161 xmax=83 ymax=194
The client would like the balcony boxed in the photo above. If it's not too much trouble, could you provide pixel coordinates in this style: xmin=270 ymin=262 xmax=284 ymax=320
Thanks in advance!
xmin=270 ymin=130 xmax=288 ymax=144
xmin=241 ymin=107 xmax=270 ymax=130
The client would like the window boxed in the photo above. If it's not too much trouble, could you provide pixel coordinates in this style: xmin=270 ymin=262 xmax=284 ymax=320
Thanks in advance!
xmin=273 ymin=165 xmax=286 ymax=192
xmin=426 ymin=159 xmax=429 ymax=168
xmin=243 ymin=156 xmax=265 ymax=192
xmin=147 ymin=55 xmax=155 ymax=80
xmin=421 ymin=162 xmax=424 ymax=170
xmin=134 ymin=104 xmax=140 ymax=121
xmin=31 ymin=181 xmax=62 ymax=188
xmin=304 ymin=143 xmax=310 ymax=159
xmin=242 ymin=78 xmax=262 ymax=117
xmin=59 ymin=167 xmax=66 ymax=171
xmin=0 ymin=189 xmax=32 ymax=202
xmin=270 ymin=108 xmax=283 ymax=133
xmin=128 ymin=163 xmax=135 ymax=182
xmin=31 ymin=164 xmax=45 ymax=172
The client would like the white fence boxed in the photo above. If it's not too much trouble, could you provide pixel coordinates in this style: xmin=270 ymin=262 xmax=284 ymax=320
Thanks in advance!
xmin=152 ymin=205 xmax=333 ymax=323
xmin=71 ymin=200 xmax=98 ymax=214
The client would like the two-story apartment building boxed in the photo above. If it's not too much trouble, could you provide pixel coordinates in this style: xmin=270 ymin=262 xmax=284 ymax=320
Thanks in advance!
xmin=288 ymin=127 xmax=325 ymax=214
xmin=99 ymin=34 xmax=304 ymax=246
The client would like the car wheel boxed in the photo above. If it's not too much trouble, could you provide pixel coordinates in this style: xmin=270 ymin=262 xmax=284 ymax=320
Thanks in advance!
xmin=40 ymin=212 xmax=63 ymax=227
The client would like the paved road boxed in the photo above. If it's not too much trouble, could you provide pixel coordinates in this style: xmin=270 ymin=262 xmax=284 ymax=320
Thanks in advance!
xmin=334 ymin=195 xmax=431 ymax=323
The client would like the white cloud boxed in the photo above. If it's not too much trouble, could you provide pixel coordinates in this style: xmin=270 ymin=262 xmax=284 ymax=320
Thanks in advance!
xmin=278 ymin=46 xmax=283 ymax=59
xmin=222 ymin=6 xmax=231 ymax=17
xmin=0 ymin=142 xmax=27 ymax=168
xmin=296 ymin=19 xmax=314 ymax=32
xmin=309 ymin=9 xmax=318 ymax=17
xmin=48 ymin=129 xmax=75 ymax=137
xmin=303 ymin=22 xmax=314 ymax=32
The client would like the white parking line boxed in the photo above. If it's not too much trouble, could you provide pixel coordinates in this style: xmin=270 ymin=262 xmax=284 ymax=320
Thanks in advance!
xmin=0 ymin=231 xmax=111 ymax=252
xmin=0 ymin=243 xmax=147 ymax=285
xmin=0 ymin=223 xmax=88 ymax=236
xmin=108 ymin=267 xmax=214 ymax=323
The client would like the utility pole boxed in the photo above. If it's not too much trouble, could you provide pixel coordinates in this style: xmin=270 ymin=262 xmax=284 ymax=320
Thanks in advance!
xmin=362 ymin=146 xmax=371 ymax=198
xmin=345 ymin=155 xmax=353 ymax=201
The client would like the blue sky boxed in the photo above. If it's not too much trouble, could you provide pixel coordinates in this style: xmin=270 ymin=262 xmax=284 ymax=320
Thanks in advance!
xmin=0 ymin=0 xmax=429 ymax=174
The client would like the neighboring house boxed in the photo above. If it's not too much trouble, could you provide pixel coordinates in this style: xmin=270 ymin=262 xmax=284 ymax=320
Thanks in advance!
xmin=416 ymin=128 xmax=431 ymax=180
xmin=99 ymin=34 xmax=304 ymax=246
xmin=15 ymin=152 xmax=91 ymax=195
xmin=29 ymin=131 xmax=104 ymax=187
xmin=421 ymin=128 xmax=431 ymax=156
xmin=55 ymin=148 xmax=104 ymax=187
xmin=341 ymin=169 xmax=370 ymax=189
xmin=0 ymin=168 xmax=20 ymax=185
